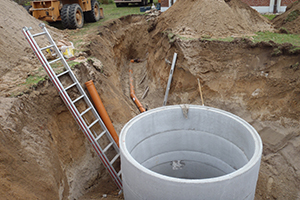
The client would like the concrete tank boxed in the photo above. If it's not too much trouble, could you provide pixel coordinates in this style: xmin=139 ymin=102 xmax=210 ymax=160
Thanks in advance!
xmin=120 ymin=105 xmax=262 ymax=200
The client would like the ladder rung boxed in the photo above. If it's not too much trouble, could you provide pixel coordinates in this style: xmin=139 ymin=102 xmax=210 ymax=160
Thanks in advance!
xmin=110 ymin=154 xmax=120 ymax=165
xmin=88 ymin=119 xmax=99 ymax=129
xmin=64 ymin=82 xmax=77 ymax=91
xmin=80 ymin=107 xmax=92 ymax=116
xmin=40 ymin=44 xmax=54 ymax=51
xmin=32 ymin=32 xmax=46 ymax=37
xmin=103 ymin=142 xmax=113 ymax=153
xmin=95 ymin=130 xmax=106 ymax=141
xmin=49 ymin=57 xmax=62 ymax=64
xmin=117 ymin=170 xmax=122 ymax=177
xmin=57 ymin=70 xmax=70 ymax=78
xmin=72 ymin=95 xmax=84 ymax=104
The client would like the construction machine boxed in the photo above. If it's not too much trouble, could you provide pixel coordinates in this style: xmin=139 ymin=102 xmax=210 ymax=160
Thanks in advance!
xmin=28 ymin=0 xmax=104 ymax=29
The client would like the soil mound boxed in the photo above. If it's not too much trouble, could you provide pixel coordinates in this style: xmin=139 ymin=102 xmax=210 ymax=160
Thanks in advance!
xmin=157 ymin=0 xmax=273 ymax=38
xmin=272 ymin=1 xmax=300 ymax=34
xmin=0 ymin=0 xmax=64 ymax=97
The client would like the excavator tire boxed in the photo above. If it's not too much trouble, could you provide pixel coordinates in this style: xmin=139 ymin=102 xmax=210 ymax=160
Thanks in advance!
xmin=61 ymin=4 xmax=70 ymax=29
xmin=84 ymin=0 xmax=101 ymax=22
xmin=68 ymin=4 xmax=84 ymax=29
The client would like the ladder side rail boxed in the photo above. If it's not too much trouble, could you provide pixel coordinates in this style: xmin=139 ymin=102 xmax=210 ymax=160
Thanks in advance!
xmin=86 ymin=99 xmax=120 ymax=153
xmin=89 ymin=136 xmax=122 ymax=189
xmin=58 ymin=94 xmax=123 ymax=190
xmin=41 ymin=26 xmax=120 ymax=153
xmin=22 ymin=27 xmax=122 ymax=190
xmin=58 ymin=89 xmax=122 ymax=189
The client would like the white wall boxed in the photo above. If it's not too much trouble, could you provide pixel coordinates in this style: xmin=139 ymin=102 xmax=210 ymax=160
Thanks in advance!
xmin=161 ymin=0 xmax=177 ymax=12
xmin=162 ymin=0 xmax=287 ymax=13
xmin=251 ymin=0 xmax=287 ymax=13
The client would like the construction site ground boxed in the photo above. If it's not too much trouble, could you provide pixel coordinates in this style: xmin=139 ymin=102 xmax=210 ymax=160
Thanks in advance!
xmin=0 ymin=0 xmax=300 ymax=199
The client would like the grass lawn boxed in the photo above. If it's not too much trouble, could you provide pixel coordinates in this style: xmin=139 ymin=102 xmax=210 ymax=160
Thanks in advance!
xmin=71 ymin=1 xmax=159 ymax=35
xmin=251 ymin=31 xmax=300 ymax=46
xmin=262 ymin=14 xmax=277 ymax=21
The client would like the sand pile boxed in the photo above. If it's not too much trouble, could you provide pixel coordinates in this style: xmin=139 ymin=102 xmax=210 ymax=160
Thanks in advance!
xmin=157 ymin=0 xmax=273 ymax=38
xmin=272 ymin=1 xmax=300 ymax=34
xmin=0 ymin=0 xmax=65 ymax=96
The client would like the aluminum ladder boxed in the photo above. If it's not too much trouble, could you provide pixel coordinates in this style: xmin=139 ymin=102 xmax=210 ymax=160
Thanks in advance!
xmin=22 ymin=23 xmax=122 ymax=190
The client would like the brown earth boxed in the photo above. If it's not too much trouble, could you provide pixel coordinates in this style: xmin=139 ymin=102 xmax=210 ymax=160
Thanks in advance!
xmin=0 ymin=0 xmax=68 ymax=97
xmin=156 ymin=0 xmax=274 ymax=38
xmin=272 ymin=0 xmax=300 ymax=34
xmin=0 ymin=0 xmax=300 ymax=200
xmin=89 ymin=15 xmax=300 ymax=200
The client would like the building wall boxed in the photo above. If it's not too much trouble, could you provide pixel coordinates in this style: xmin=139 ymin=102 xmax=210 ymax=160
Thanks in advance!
xmin=241 ymin=0 xmax=270 ymax=6
xmin=161 ymin=0 xmax=176 ymax=12
xmin=161 ymin=0 xmax=168 ymax=7
xmin=241 ymin=0 xmax=297 ymax=6
xmin=241 ymin=0 xmax=298 ymax=12
xmin=161 ymin=0 xmax=296 ymax=12
xmin=281 ymin=0 xmax=297 ymax=6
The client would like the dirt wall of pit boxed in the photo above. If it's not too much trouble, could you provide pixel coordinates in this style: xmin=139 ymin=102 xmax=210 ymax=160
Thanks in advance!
xmin=88 ymin=15 xmax=300 ymax=199
xmin=0 ymin=65 xmax=123 ymax=199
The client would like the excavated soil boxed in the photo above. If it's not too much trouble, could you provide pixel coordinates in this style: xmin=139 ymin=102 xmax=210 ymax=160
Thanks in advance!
xmin=272 ymin=0 xmax=300 ymax=34
xmin=0 ymin=0 xmax=69 ymax=97
xmin=1 ymin=0 xmax=300 ymax=200
xmin=156 ymin=0 xmax=274 ymax=38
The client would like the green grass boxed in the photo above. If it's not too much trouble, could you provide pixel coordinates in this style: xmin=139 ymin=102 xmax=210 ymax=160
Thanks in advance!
xmin=51 ymin=62 xmax=63 ymax=69
xmin=23 ymin=59 xmax=81 ymax=87
xmin=262 ymin=14 xmax=277 ymax=21
xmin=206 ymin=36 xmax=235 ymax=42
xmin=285 ymin=9 xmax=300 ymax=22
xmin=69 ymin=1 xmax=159 ymax=49
xmin=68 ymin=61 xmax=80 ymax=68
xmin=24 ymin=75 xmax=45 ymax=86
xmin=289 ymin=46 xmax=300 ymax=53
xmin=77 ymin=4 xmax=140 ymax=34
xmin=163 ymin=30 xmax=300 ymax=47
xmin=71 ymin=1 xmax=159 ymax=37
xmin=249 ymin=31 xmax=300 ymax=46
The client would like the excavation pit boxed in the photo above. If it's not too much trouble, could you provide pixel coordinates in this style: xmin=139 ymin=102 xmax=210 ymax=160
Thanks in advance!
xmin=120 ymin=105 xmax=262 ymax=200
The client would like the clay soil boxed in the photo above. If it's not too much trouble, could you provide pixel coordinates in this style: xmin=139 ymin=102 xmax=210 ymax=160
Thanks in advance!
xmin=0 ymin=0 xmax=300 ymax=200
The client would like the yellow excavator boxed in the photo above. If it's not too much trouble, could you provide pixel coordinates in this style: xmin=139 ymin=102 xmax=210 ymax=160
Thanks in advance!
xmin=27 ymin=0 xmax=104 ymax=29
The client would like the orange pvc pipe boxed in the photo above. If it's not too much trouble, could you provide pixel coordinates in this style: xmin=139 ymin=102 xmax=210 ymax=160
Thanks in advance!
xmin=129 ymin=69 xmax=146 ymax=113
xmin=85 ymin=80 xmax=119 ymax=146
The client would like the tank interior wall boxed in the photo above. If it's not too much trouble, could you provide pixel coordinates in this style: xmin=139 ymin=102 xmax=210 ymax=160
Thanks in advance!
xmin=120 ymin=105 xmax=262 ymax=200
